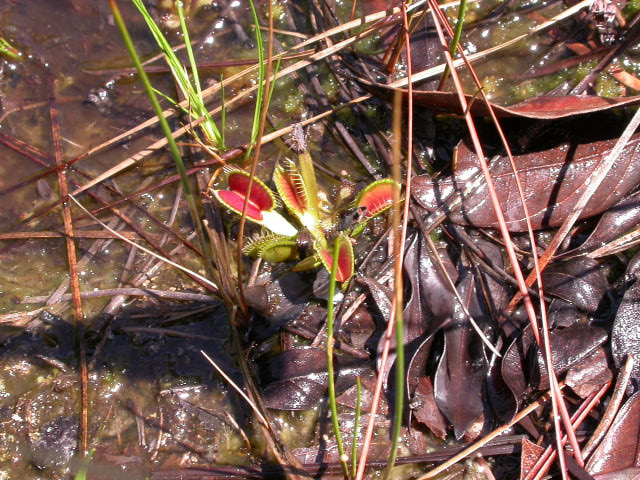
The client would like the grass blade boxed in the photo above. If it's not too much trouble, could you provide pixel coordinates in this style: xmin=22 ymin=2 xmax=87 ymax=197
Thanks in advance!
xmin=0 ymin=37 xmax=21 ymax=60
xmin=351 ymin=376 xmax=362 ymax=479
xmin=245 ymin=0 xmax=267 ymax=159
xmin=131 ymin=0 xmax=223 ymax=147
xmin=438 ymin=0 xmax=467 ymax=88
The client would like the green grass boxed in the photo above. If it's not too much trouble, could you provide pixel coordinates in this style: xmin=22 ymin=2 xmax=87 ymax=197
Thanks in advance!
xmin=245 ymin=0 xmax=281 ymax=159
xmin=130 ymin=0 xmax=225 ymax=149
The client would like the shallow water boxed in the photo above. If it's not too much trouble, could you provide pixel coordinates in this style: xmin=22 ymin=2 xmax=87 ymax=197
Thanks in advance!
xmin=0 ymin=2 xmax=270 ymax=478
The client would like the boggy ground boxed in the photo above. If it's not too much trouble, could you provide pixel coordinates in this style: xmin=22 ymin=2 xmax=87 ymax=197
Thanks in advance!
xmin=1 ymin=1 xmax=640 ymax=479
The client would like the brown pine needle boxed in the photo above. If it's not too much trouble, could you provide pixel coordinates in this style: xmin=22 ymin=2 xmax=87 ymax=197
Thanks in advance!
xmin=49 ymin=86 xmax=89 ymax=455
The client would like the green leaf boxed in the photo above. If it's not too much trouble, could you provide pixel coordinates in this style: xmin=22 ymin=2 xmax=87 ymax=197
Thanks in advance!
xmin=243 ymin=233 xmax=299 ymax=263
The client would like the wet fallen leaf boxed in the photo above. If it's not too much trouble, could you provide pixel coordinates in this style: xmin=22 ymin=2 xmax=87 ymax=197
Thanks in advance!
xmin=434 ymin=269 xmax=489 ymax=439
xmin=411 ymin=376 xmax=448 ymax=440
xmin=403 ymin=232 xmax=456 ymax=344
xmin=407 ymin=332 xmax=437 ymax=395
xmin=534 ymin=323 xmax=609 ymax=390
xmin=587 ymin=391 xmax=640 ymax=477
xmin=337 ymin=375 xmax=387 ymax=415
xmin=340 ymin=305 xmax=377 ymax=351
xmin=362 ymin=276 xmax=393 ymax=323
xmin=565 ymin=346 xmax=612 ymax=398
xmin=548 ymin=298 xmax=585 ymax=328
xmin=592 ymin=468 xmax=640 ymax=480
xmin=502 ymin=323 xmax=608 ymax=405
xmin=413 ymin=134 xmax=640 ymax=231
xmin=258 ymin=347 xmax=368 ymax=410
xmin=471 ymin=233 xmax=510 ymax=315
xmin=611 ymin=253 xmax=640 ymax=383
xmin=362 ymin=276 xmax=397 ymax=384
xmin=244 ymin=272 xmax=310 ymax=341
xmin=520 ymin=437 xmax=545 ymax=480
xmin=542 ymin=257 xmax=609 ymax=313
xmin=485 ymin=352 xmax=518 ymax=424
xmin=360 ymin=77 xmax=640 ymax=119
xmin=502 ymin=327 xmax=535 ymax=411
xmin=403 ymin=233 xmax=430 ymax=346
xmin=415 ymin=233 xmax=457 ymax=335
xmin=568 ymin=190 xmax=640 ymax=256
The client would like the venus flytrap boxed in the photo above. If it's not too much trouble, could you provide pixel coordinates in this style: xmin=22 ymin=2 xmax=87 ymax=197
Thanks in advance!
xmin=209 ymin=146 xmax=399 ymax=285
xmin=243 ymin=233 xmax=299 ymax=263
xmin=317 ymin=233 xmax=355 ymax=284
xmin=273 ymin=159 xmax=319 ymax=234
xmin=350 ymin=178 xmax=399 ymax=237
xmin=210 ymin=169 xmax=298 ymax=237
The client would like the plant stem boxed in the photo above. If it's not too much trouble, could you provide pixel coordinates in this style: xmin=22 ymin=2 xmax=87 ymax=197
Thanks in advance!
xmin=351 ymin=376 xmax=362 ymax=479
xmin=438 ymin=0 xmax=467 ymax=89
xmin=384 ymin=293 xmax=404 ymax=479
xmin=327 ymin=236 xmax=349 ymax=479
